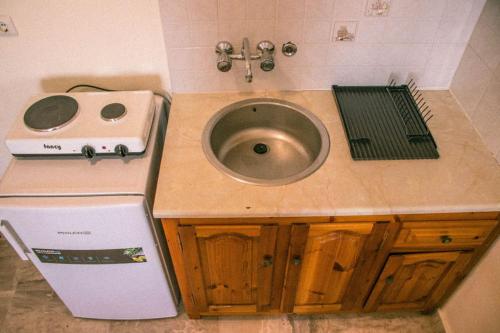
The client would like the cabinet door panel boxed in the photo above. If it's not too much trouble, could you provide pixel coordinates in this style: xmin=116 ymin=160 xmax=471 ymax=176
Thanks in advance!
xmin=365 ymin=252 xmax=472 ymax=311
xmin=179 ymin=224 xmax=277 ymax=313
xmin=294 ymin=223 xmax=374 ymax=309
xmin=199 ymin=233 xmax=257 ymax=305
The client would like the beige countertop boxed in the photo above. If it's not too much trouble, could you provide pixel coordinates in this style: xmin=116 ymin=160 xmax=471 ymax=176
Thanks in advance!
xmin=153 ymin=90 xmax=500 ymax=218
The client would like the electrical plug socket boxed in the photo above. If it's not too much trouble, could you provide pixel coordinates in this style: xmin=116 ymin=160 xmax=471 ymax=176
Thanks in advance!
xmin=0 ymin=15 xmax=18 ymax=36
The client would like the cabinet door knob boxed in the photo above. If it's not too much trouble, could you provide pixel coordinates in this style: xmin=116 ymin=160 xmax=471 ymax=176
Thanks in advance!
xmin=440 ymin=235 xmax=453 ymax=244
xmin=386 ymin=275 xmax=394 ymax=284
xmin=263 ymin=255 xmax=273 ymax=267
xmin=333 ymin=262 xmax=346 ymax=272
xmin=293 ymin=255 xmax=302 ymax=265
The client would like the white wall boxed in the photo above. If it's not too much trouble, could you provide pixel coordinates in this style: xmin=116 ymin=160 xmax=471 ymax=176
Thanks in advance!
xmin=450 ymin=0 xmax=500 ymax=163
xmin=0 ymin=0 xmax=170 ymax=177
xmin=439 ymin=239 xmax=500 ymax=333
xmin=159 ymin=0 xmax=486 ymax=92
xmin=440 ymin=2 xmax=500 ymax=331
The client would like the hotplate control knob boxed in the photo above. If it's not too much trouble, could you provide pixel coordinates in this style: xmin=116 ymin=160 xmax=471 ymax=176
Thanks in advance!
xmin=81 ymin=145 xmax=96 ymax=159
xmin=114 ymin=144 xmax=129 ymax=157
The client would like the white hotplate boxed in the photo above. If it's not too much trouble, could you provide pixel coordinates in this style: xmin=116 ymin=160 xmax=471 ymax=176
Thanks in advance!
xmin=5 ymin=91 xmax=155 ymax=157
xmin=0 ymin=97 xmax=164 ymax=197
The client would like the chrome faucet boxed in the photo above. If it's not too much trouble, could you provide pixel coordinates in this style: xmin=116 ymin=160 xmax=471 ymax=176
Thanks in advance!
xmin=242 ymin=37 xmax=253 ymax=82
xmin=215 ymin=38 xmax=275 ymax=83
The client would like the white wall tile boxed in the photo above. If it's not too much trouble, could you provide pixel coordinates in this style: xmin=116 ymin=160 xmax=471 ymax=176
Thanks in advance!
xmin=327 ymin=44 xmax=355 ymax=66
xmin=415 ymin=0 xmax=447 ymax=19
xmin=247 ymin=0 xmax=276 ymax=19
xmin=436 ymin=18 xmax=474 ymax=44
xmin=330 ymin=65 xmax=392 ymax=85
xmin=328 ymin=44 xmax=381 ymax=66
xmin=303 ymin=20 xmax=332 ymax=43
xmin=267 ymin=66 xmax=304 ymax=90
xmin=404 ymin=44 xmax=433 ymax=67
xmin=219 ymin=69 xmax=256 ymax=91
xmin=159 ymin=0 xmax=189 ymax=24
xmin=275 ymin=47 xmax=305 ymax=67
xmin=305 ymin=0 xmax=335 ymax=19
xmin=387 ymin=67 xmax=426 ymax=85
xmin=420 ymin=66 xmax=456 ymax=88
xmin=301 ymin=43 xmax=329 ymax=66
xmin=168 ymin=47 xmax=213 ymax=71
xmin=390 ymin=0 xmax=419 ymax=18
xmin=390 ymin=0 xmax=447 ymax=19
xmin=161 ymin=0 xmax=483 ymax=92
xmin=190 ymin=21 xmax=218 ymax=47
xmin=383 ymin=19 xmax=417 ymax=44
xmin=427 ymin=44 xmax=467 ymax=68
xmin=162 ymin=23 xmax=191 ymax=48
xmin=275 ymin=19 xmax=304 ymax=43
xmin=412 ymin=19 xmax=440 ymax=43
xmin=246 ymin=20 xmax=276 ymax=45
xmin=172 ymin=68 xmax=221 ymax=92
xmin=219 ymin=0 xmax=246 ymax=20
xmin=333 ymin=0 xmax=364 ymax=19
xmin=218 ymin=21 xmax=247 ymax=47
xmin=277 ymin=0 xmax=306 ymax=19
xmin=300 ymin=66 xmax=333 ymax=89
xmin=378 ymin=44 xmax=409 ymax=66
xmin=332 ymin=21 xmax=358 ymax=42
xmin=356 ymin=19 xmax=387 ymax=43
xmin=187 ymin=0 xmax=218 ymax=21
xmin=443 ymin=0 xmax=475 ymax=19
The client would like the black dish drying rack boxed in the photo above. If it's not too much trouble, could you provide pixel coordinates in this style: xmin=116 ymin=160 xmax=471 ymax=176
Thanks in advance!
xmin=332 ymin=80 xmax=439 ymax=160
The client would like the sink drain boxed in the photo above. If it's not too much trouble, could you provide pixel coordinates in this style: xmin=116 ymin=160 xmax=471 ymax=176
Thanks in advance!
xmin=253 ymin=143 xmax=269 ymax=154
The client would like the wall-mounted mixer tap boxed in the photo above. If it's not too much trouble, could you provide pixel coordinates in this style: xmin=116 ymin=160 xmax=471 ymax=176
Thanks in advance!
xmin=215 ymin=38 xmax=275 ymax=83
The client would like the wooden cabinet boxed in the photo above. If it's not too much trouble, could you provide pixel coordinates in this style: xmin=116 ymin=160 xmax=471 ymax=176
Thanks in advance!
xmin=177 ymin=224 xmax=279 ymax=315
xmin=282 ymin=223 xmax=381 ymax=313
xmin=365 ymin=252 xmax=472 ymax=312
xmin=294 ymin=223 xmax=373 ymax=311
xmin=393 ymin=220 xmax=497 ymax=250
xmin=161 ymin=212 xmax=499 ymax=318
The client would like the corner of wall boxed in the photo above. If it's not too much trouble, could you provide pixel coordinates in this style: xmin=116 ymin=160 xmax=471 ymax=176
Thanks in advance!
xmin=437 ymin=308 xmax=454 ymax=333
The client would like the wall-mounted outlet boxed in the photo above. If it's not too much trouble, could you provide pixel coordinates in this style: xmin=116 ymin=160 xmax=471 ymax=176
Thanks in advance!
xmin=0 ymin=15 xmax=18 ymax=36
xmin=365 ymin=0 xmax=391 ymax=17
xmin=333 ymin=21 xmax=358 ymax=42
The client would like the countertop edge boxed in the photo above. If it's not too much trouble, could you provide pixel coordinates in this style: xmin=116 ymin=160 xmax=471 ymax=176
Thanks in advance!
xmin=153 ymin=204 xmax=500 ymax=219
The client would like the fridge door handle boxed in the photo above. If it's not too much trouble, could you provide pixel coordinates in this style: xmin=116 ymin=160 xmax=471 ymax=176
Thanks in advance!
xmin=0 ymin=220 xmax=30 ymax=260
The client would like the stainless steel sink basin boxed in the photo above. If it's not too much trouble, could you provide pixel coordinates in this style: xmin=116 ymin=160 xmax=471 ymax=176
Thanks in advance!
xmin=202 ymin=98 xmax=330 ymax=186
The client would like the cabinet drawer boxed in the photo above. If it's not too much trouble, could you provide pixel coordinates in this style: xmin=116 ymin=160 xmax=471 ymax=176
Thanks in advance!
xmin=393 ymin=220 xmax=497 ymax=249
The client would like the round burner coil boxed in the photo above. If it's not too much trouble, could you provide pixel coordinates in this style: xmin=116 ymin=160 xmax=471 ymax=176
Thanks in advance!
xmin=24 ymin=95 xmax=79 ymax=132
xmin=101 ymin=103 xmax=127 ymax=122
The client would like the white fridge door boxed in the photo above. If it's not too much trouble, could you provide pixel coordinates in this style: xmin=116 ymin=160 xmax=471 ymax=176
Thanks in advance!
xmin=0 ymin=195 xmax=177 ymax=320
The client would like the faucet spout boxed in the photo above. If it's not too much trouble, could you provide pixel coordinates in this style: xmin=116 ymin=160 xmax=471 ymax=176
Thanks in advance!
xmin=242 ymin=38 xmax=252 ymax=83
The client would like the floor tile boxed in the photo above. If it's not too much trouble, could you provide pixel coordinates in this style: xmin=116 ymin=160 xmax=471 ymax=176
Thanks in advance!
xmin=109 ymin=311 xmax=218 ymax=333
xmin=218 ymin=315 xmax=292 ymax=333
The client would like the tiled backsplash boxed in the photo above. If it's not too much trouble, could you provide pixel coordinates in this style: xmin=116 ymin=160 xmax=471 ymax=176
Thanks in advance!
xmin=451 ymin=0 xmax=500 ymax=163
xmin=159 ymin=0 xmax=485 ymax=92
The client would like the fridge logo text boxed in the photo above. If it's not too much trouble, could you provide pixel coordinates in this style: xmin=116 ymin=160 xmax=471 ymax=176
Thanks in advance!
xmin=43 ymin=144 xmax=62 ymax=150
xmin=57 ymin=231 xmax=91 ymax=235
